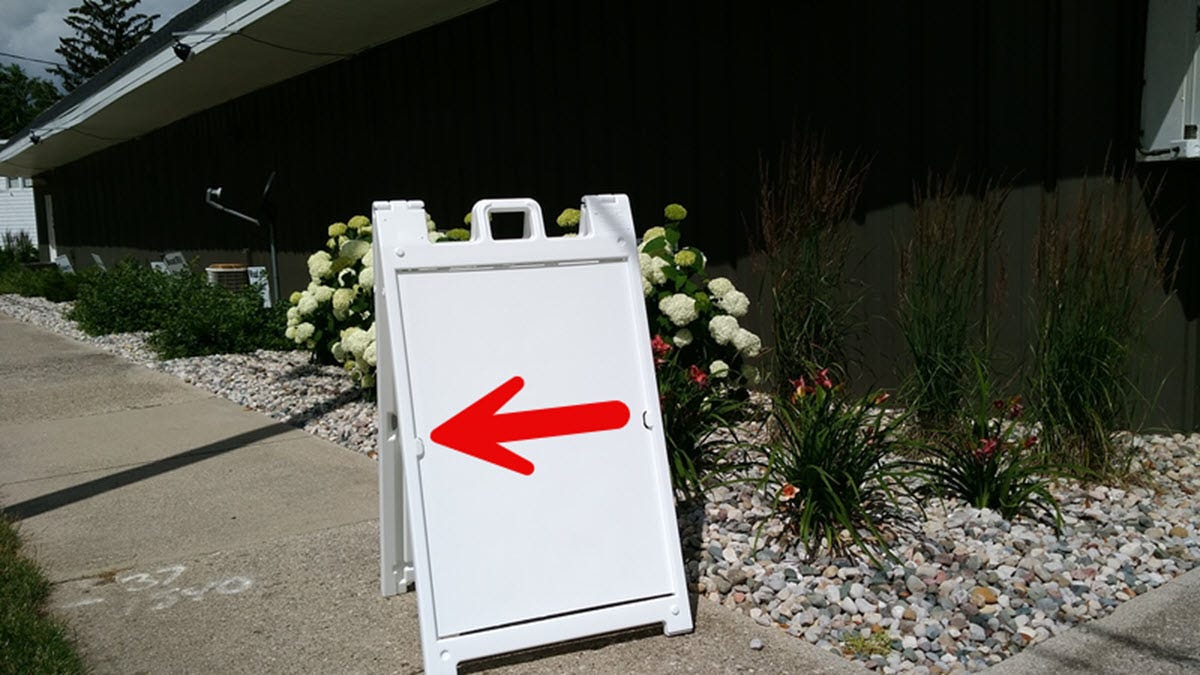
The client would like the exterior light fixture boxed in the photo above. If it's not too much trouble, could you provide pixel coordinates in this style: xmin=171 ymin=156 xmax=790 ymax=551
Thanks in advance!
xmin=171 ymin=30 xmax=236 ymax=62
xmin=204 ymin=174 xmax=280 ymax=305
xmin=29 ymin=133 xmax=41 ymax=144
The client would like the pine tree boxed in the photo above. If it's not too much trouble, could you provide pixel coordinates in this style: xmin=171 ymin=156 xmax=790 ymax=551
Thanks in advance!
xmin=49 ymin=0 xmax=159 ymax=91
xmin=0 ymin=64 xmax=61 ymax=138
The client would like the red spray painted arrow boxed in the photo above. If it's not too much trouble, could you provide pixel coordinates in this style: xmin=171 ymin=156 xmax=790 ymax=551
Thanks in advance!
xmin=429 ymin=376 xmax=630 ymax=475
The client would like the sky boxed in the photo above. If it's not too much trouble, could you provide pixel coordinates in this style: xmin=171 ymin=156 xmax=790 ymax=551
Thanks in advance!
xmin=0 ymin=0 xmax=195 ymax=86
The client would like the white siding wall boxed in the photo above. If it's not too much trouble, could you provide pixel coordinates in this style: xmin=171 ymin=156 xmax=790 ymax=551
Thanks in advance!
xmin=0 ymin=177 xmax=37 ymax=246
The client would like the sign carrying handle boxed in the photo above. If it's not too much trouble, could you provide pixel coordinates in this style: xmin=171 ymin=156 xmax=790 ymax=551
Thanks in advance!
xmin=470 ymin=198 xmax=546 ymax=241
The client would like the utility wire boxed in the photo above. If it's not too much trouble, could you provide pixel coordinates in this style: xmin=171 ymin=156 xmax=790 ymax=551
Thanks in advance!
xmin=0 ymin=50 xmax=65 ymax=67
xmin=234 ymin=32 xmax=351 ymax=58
xmin=28 ymin=126 xmax=129 ymax=143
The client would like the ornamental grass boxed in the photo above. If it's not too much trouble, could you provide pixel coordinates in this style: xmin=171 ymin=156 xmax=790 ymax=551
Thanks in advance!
xmin=897 ymin=173 xmax=1009 ymax=431
xmin=755 ymin=129 xmax=869 ymax=394
xmin=1029 ymin=170 xmax=1168 ymax=476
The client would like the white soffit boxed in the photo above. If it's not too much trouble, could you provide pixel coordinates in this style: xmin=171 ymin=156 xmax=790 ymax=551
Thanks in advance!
xmin=0 ymin=0 xmax=493 ymax=177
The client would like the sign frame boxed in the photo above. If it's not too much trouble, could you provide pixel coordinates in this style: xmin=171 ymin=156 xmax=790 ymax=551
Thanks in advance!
xmin=373 ymin=195 xmax=693 ymax=673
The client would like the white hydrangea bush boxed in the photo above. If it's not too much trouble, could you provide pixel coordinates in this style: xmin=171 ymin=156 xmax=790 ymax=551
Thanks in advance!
xmin=638 ymin=203 xmax=762 ymax=495
xmin=286 ymin=215 xmax=378 ymax=391
xmin=639 ymin=203 xmax=761 ymax=377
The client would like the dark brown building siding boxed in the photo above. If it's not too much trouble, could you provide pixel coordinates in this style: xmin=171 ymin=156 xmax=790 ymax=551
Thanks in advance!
xmin=34 ymin=0 xmax=1200 ymax=429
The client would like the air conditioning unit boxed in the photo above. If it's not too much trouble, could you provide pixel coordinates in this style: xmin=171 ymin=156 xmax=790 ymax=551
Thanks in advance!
xmin=205 ymin=264 xmax=248 ymax=291
xmin=1141 ymin=0 xmax=1200 ymax=161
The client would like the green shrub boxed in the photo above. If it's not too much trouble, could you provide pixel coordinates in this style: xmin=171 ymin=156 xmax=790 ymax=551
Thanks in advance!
xmin=756 ymin=130 xmax=869 ymax=393
xmin=68 ymin=258 xmax=178 ymax=334
xmin=638 ymin=204 xmax=760 ymax=496
xmin=1029 ymin=172 xmax=1165 ymax=475
xmin=0 ymin=236 xmax=92 ymax=302
xmin=67 ymin=257 xmax=290 ymax=358
xmin=0 ymin=265 xmax=88 ymax=302
xmin=147 ymin=280 xmax=292 ymax=359
xmin=898 ymin=174 xmax=1008 ymax=429
xmin=1 ymin=231 xmax=37 ymax=266
xmin=762 ymin=369 xmax=909 ymax=564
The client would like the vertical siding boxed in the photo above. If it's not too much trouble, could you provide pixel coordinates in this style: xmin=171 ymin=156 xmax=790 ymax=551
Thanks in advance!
xmin=33 ymin=0 xmax=1197 ymax=428
xmin=0 ymin=178 xmax=37 ymax=245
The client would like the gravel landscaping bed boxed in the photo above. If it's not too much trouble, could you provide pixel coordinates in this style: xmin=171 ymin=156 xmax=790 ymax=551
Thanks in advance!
xmin=4 ymin=293 xmax=1199 ymax=673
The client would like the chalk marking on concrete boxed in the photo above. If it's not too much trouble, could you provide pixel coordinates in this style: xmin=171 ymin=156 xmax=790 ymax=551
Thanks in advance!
xmin=67 ymin=563 xmax=254 ymax=614
xmin=61 ymin=597 xmax=105 ymax=608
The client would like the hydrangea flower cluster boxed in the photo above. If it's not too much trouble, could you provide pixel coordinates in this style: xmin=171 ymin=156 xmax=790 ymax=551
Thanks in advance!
xmin=428 ymin=208 xmax=582 ymax=242
xmin=286 ymin=215 xmax=378 ymax=391
xmin=639 ymin=203 xmax=761 ymax=374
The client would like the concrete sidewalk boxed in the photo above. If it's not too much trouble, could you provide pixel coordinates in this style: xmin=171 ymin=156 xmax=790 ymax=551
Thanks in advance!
xmin=0 ymin=313 xmax=859 ymax=674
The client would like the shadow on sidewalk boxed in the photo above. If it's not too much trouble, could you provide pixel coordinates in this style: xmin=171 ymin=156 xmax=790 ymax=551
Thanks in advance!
xmin=3 ymin=389 xmax=364 ymax=520
xmin=460 ymin=624 xmax=662 ymax=673
xmin=1026 ymin=621 xmax=1200 ymax=672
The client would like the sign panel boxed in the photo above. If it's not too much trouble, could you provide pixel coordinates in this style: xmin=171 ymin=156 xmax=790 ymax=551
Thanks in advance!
xmin=374 ymin=196 xmax=692 ymax=673
xmin=246 ymin=266 xmax=271 ymax=307
xmin=149 ymin=261 xmax=168 ymax=273
xmin=53 ymin=254 xmax=73 ymax=273
xmin=162 ymin=251 xmax=187 ymax=274
xmin=90 ymin=253 xmax=106 ymax=271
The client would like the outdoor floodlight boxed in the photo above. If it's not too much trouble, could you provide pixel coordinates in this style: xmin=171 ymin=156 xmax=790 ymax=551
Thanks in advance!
xmin=171 ymin=30 xmax=236 ymax=62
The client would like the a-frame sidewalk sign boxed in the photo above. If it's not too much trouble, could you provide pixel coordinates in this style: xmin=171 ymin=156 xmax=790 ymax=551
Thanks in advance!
xmin=373 ymin=195 xmax=693 ymax=673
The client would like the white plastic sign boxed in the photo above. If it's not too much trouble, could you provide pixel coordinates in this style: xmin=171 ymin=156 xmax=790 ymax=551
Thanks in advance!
xmin=373 ymin=195 xmax=692 ymax=673
xmin=53 ymin=254 xmax=73 ymax=273
xmin=162 ymin=251 xmax=186 ymax=273
xmin=149 ymin=261 xmax=168 ymax=273
xmin=246 ymin=266 xmax=270 ymax=306
xmin=90 ymin=253 xmax=106 ymax=271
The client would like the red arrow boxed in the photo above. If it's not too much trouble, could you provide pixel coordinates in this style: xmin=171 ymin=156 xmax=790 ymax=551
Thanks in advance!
xmin=429 ymin=376 xmax=630 ymax=476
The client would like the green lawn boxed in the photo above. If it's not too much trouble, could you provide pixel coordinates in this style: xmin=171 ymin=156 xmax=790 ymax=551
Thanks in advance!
xmin=0 ymin=515 xmax=86 ymax=674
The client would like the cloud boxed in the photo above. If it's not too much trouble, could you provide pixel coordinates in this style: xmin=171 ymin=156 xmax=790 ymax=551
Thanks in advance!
xmin=0 ymin=0 xmax=194 ymax=81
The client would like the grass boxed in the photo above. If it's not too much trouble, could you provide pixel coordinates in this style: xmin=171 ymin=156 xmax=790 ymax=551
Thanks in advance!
xmin=842 ymin=628 xmax=893 ymax=657
xmin=0 ymin=514 xmax=86 ymax=674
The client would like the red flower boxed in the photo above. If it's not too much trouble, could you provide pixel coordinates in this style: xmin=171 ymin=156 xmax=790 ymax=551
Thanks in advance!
xmin=1023 ymin=435 xmax=1039 ymax=449
xmin=689 ymin=364 xmax=708 ymax=387
xmin=974 ymin=438 xmax=1000 ymax=460
xmin=815 ymin=368 xmax=833 ymax=389
xmin=992 ymin=399 xmax=1005 ymax=411
xmin=1007 ymin=396 xmax=1024 ymax=420
xmin=789 ymin=376 xmax=814 ymax=401
xmin=873 ymin=392 xmax=891 ymax=406
xmin=779 ymin=483 xmax=798 ymax=502
xmin=651 ymin=335 xmax=671 ymax=357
